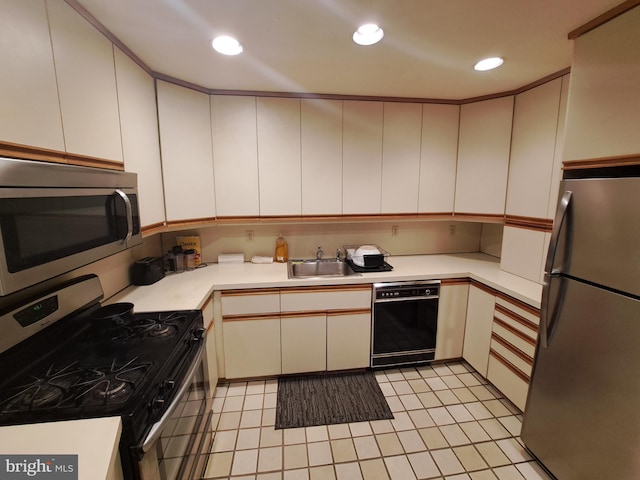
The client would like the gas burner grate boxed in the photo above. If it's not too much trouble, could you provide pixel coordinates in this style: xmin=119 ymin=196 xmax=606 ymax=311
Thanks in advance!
xmin=106 ymin=312 xmax=187 ymax=342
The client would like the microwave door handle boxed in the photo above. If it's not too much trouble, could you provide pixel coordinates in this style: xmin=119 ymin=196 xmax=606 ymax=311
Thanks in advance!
xmin=115 ymin=189 xmax=133 ymax=244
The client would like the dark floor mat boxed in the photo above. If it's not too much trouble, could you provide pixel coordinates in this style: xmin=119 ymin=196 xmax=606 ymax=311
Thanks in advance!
xmin=275 ymin=370 xmax=394 ymax=429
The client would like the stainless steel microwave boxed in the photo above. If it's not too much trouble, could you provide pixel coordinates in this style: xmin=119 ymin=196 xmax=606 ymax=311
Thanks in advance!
xmin=0 ymin=157 xmax=142 ymax=296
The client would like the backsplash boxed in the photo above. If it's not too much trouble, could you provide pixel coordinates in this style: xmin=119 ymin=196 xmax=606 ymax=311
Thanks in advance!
xmin=161 ymin=220 xmax=502 ymax=263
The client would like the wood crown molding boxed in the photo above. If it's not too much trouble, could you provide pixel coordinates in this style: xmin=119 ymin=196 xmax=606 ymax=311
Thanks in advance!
xmin=563 ymin=153 xmax=640 ymax=170
xmin=568 ymin=0 xmax=640 ymax=39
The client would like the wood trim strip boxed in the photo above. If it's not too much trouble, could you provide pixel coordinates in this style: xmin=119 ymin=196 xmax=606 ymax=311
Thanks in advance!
xmin=489 ymin=349 xmax=531 ymax=384
xmin=493 ymin=317 xmax=537 ymax=347
xmin=495 ymin=295 xmax=540 ymax=317
xmin=563 ymin=154 xmax=640 ymax=170
xmin=494 ymin=304 xmax=539 ymax=333
xmin=469 ymin=279 xmax=499 ymax=296
xmin=491 ymin=332 xmax=534 ymax=364
xmin=0 ymin=141 xmax=67 ymax=163
xmin=568 ymin=0 xmax=640 ymax=39
xmin=327 ymin=308 xmax=371 ymax=317
xmin=205 ymin=322 xmax=214 ymax=333
xmin=282 ymin=308 xmax=371 ymax=318
xmin=221 ymin=289 xmax=280 ymax=297
xmin=141 ymin=222 xmax=166 ymax=237
xmin=222 ymin=313 xmax=281 ymax=322
xmin=166 ymin=218 xmax=218 ymax=229
xmin=281 ymin=285 xmax=371 ymax=294
xmin=65 ymin=155 xmax=124 ymax=171
xmin=441 ymin=278 xmax=471 ymax=287
xmin=505 ymin=215 xmax=553 ymax=233
xmin=452 ymin=213 xmax=506 ymax=223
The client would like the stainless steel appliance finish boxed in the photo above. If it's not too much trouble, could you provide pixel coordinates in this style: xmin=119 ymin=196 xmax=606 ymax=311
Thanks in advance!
xmin=371 ymin=280 xmax=440 ymax=368
xmin=522 ymin=173 xmax=640 ymax=480
xmin=0 ymin=157 xmax=141 ymax=296
xmin=0 ymin=275 xmax=211 ymax=480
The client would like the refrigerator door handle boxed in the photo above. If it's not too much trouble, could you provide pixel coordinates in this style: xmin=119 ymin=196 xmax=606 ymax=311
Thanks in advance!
xmin=540 ymin=190 xmax=572 ymax=348
xmin=545 ymin=190 xmax=572 ymax=275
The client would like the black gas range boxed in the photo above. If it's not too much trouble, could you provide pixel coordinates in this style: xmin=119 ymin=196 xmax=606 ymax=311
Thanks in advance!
xmin=0 ymin=275 xmax=212 ymax=480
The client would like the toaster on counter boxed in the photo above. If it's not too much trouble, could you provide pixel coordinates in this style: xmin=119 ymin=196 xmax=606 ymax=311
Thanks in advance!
xmin=131 ymin=256 xmax=165 ymax=285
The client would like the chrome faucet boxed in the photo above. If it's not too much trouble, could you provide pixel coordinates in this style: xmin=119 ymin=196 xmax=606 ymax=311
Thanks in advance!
xmin=316 ymin=246 xmax=324 ymax=260
xmin=336 ymin=248 xmax=341 ymax=261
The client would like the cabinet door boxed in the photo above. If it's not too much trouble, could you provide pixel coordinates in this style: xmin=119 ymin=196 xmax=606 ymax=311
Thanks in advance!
xmin=381 ymin=102 xmax=422 ymax=213
xmin=202 ymin=297 xmax=219 ymax=389
xmin=257 ymin=97 xmax=301 ymax=216
xmin=506 ymin=78 xmax=563 ymax=219
xmin=418 ymin=104 xmax=460 ymax=213
xmin=47 ymin=0 xmax=123 ymax=163
xmin=455 ymin=96 xmax=513 ymax=215
xmin=211 ymin=95 xmax=260 ymax=217
xmin=342 ymin=101 xmax=383 ymax=214
xmin=326 ymin=311 xmax=371 ymax=370
xmin=223 ymin=317 xmax=281 ymax=379
xmin=500 ymin=226 xmax=548 ymax=283
xmin=547 ymin=75 xmax=570 ymax=219
xmin=281 ymin=314 xmax=327 ymax=374
xmin=157 ymin=81 xmax=215 ymax=222
xmin=563 ymin=8 xmax=640 ymax=161
xmin=435 ymin=282 xmax=469 ymax=360
xmin=462 ymin=285 xmax=495 ymax=376
xmin=0 ymin=0 xmax=64 ymax=152
xmin=114 ymin=48 xmax=165 ymax=229
xmin=301 ymin=99 xmax=343 ymax=215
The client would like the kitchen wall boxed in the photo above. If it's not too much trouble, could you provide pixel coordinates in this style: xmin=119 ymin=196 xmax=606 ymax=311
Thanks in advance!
xmin=161 ymin=220 xmax=499 ymax=263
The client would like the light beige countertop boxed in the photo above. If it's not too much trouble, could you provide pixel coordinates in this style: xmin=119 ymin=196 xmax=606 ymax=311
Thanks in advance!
xmin=110 ymin=253 xmax=542 ymax=310
xmin=0 ymin=417 xmax=122 ymax=480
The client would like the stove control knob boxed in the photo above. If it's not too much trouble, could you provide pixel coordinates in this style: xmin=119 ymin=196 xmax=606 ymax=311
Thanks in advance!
xmin=152 ymin=399 xmax=165 ymax=410
xmin=162 ymin=380 xmax=175 ymax=392
xmin=191 ymin=328 xmax=205 ymax=342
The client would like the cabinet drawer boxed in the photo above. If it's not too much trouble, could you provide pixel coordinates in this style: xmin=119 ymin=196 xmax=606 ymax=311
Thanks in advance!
xmin=495 ymin=297 xmax=540 ymax=327
xmin=490 ymin=337 xmax=533 ymax=377
xmin=492 ymin=319 xmax=536 ymax=358
xmin=280 ymin=285 xmax=371 ymax=312
xmin=487 ymin=353 xmax=529 ymax=411
xmin=221 ymin=289 xmax=280 ymax=316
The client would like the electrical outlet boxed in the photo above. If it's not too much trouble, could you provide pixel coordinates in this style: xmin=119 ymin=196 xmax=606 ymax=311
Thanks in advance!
xmin=391 ymin=225 xmax=399 ymax=236
xmin=246 ymin=230 xmax=254 ymax=241
xmin=449 ymin=225 xmax=456 ymax=235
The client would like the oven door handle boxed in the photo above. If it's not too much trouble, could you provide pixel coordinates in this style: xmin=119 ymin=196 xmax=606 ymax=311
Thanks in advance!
xmin=140 ymin=341 xmax=205 ymax=453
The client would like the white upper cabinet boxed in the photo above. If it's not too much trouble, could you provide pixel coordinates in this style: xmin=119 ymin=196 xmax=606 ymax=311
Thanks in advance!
xmin=0 ymin=0 xmax=64 ymax=152
xmin=381 ymin=102 xmax=422 ymax=213
xmin=455 ymin=96 xmax=514 ymax=215
xmin=419 ymin=104 xmax=460 ymax=213
xmin=157 ymin=81 xmax=215 ymax=222
xmin=547 ymin=75 xmax=570 ymax=219
xmin=301 ymin=99 xmax=343 ymax=215
xmin=342 ymin=101 xmax=384 ymax=214
xmin=114 ymin=48 xmax=165 ymax=229
xmin=257 ymin=97 xmax=302 ymax=216
xmin=563 ymin=7 xmax=640 ymax=162
xmin=506 ymin=78 xmax=563 ymax=219
xmin=211 ymin=95 xmax=260 ymax=217
xmin=47 ymin=0 xmax=123 ymax=163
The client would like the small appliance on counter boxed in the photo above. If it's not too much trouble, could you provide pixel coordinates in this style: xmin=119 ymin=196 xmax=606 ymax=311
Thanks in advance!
xmin=344 ymin=244 xmax=393 ymax=272
xmin=131 ymin=256 xmax=165 ymax=285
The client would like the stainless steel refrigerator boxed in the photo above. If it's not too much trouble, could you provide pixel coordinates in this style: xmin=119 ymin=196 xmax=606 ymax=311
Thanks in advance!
xmin=522 ymin=173 xmax=640 ymax=479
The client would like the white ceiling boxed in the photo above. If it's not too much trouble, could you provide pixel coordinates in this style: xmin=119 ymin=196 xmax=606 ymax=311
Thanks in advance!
xmin=75 ymin=0 xmax=622 ymax=100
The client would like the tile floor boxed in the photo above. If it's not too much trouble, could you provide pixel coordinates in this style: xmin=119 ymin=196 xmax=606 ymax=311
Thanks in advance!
xmin=199 ymin=361 xmax=553 ymax=480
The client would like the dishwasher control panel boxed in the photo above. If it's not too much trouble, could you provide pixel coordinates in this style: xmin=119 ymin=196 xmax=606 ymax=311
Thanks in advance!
xmin=373 ymin=280 xmax=440 ymax=301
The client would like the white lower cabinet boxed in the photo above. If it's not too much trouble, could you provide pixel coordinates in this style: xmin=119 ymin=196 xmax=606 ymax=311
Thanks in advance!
xmin=281 ymin=313 xmax=327 ymax=374
xmin=462 ymin=285 xmax=496 ymax=376
xmin=220 ymin=286 xmax=371 ymax=379
xmin=486 ymin=297 xmax=540 ymax=411
xmin=435 ymin=281 xmax=470 ymax=360
xmin=223 ymin=316 xmax=282 ymax=379
xmin=327 ymin=311 xmax=371 ymax=370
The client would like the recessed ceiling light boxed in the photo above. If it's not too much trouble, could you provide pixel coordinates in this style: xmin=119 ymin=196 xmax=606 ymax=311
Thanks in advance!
xmin=212 ymin=35 xmax=243 ymax=56
xmin=474 ymin=57 xmax=504 ymax=71
xmin=353 ymin=24 xmax=384 ymax=46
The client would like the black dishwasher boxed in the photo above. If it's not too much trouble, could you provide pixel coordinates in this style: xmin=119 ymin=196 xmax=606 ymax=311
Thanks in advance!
xmin=371 ymin=280 xmax=440 ymax=368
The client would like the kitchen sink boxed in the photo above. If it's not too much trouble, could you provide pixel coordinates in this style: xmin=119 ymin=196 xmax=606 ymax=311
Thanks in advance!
xmin=287 ymin=259 xmax=360 ymax=279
